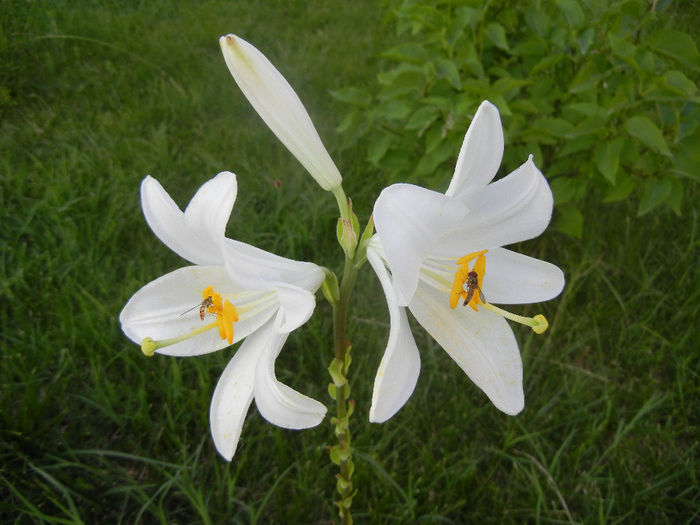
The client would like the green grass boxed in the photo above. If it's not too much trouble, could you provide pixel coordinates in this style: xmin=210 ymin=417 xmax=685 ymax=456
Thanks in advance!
xmin=1 ymin=0 xmax=698 ymax=523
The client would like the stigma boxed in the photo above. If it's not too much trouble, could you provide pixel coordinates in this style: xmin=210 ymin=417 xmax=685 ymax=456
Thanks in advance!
xmin=449 ymin=250 xmax=549 ymax=334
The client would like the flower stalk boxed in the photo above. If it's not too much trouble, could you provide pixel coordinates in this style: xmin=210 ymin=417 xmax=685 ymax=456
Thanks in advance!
xmin=328 ymin=250 xmax=359 ymax=524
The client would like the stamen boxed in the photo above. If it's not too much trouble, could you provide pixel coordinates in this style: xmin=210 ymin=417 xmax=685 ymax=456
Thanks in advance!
xmin=139 ymin=286 xmax=239 ymax=355
xmin=450 ymin=250 xmax=488 ymax=310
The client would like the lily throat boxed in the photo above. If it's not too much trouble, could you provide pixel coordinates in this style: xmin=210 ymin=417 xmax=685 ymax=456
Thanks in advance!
xmin=449 ymin=250 xmax=549 ymax=334
xmin=140 ymin=285 xmax=239 ymax=356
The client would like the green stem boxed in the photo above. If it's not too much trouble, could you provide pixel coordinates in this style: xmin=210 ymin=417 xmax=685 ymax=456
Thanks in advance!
xmin=332 ymin=185 xmax=351 ymax=223
xmin=329 ymin=254 xmax=359 ymax=525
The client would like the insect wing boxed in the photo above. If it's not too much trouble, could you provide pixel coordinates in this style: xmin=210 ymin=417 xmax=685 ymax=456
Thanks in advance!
xmin=477 ymin=286 xmax=486 ymax=304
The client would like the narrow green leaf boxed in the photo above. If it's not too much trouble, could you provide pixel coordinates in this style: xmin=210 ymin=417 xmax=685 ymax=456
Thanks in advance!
xmin=624 ymin=116 xmax=672 ymax=157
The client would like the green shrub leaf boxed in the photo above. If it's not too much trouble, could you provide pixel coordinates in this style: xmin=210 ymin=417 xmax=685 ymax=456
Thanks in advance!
xmin=637 ymin=178 xmax=672 ymax=216
xmin=556 ymin=0 xmax=584 ymax=28
xmin=330 ymin=87 xmax=371 ymax=107
xmin=486 ymin=23 xmax=509 ymax=52
xmin=594 ymin=137 xmax=625 ymax=184
xmin=554 ymin=204 xmax=584 ymax=238
xmin=624 ymin=116 xmax=672 ymax=157
xmin=649 ymin=29 xmax=700 ymax=71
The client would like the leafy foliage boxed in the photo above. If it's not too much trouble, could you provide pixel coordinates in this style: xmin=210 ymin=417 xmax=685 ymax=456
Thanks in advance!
xmin=333 ymin=0 xmax=699 ymax=237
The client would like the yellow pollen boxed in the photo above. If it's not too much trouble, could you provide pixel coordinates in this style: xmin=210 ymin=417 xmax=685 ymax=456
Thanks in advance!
xmin=202 ymin=286 xmax=239 ymax=344
xmin=450 ymin=250 xmax=488 ymax=311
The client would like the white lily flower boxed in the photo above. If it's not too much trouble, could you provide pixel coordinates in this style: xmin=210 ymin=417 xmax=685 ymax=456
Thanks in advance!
xmin=367 ymin=100 xmax=565 ymax=422
xmin=219 ymin=34 xmax=342 ymax=192
xmin=119 ymin=172 xmax=327 ymax=460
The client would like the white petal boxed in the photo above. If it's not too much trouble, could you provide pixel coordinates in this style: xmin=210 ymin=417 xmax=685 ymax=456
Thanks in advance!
xmin=482 ymin=248 xmax=566 ymax=305
xmin=253 ymin=322 xmax=327 ymax=428
xmin=222 ymin=239 xmax=324 ymax=293
xmin=273 ymin=283 xmax=317 ymax=333
xmin=141 ymin=173 xmax=237 ymax=265
xmin=119 ymin=266 xmax=275 ymax=356
xmin=446 ymin=101 xmax=504 ymax=198
xmin=409 ymin=279 xmax=524 ymax=415
xmin=367 ymin=244 xmax=421 ymax=423
xmin=435 ymin=156 xmax=553 ymax=257
xmin=374 ymin=184 xmax=468 ymax=305
xmin=219 ymin=34 xmax=342 ymax=191
xmin=209 ymin=339 xmax=259 ymax=461
xmin=184 ymin=171 xmax=237 ymax=249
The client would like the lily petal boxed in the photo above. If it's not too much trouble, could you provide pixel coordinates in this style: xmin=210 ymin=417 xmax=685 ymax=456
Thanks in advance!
xmin=183 ymin=171 xmax=237 ymax=249
xmin=367 ymin=244 xmax=421 ymax=423
xmin=222 ymin=239 xmax=324 ymax=293
xmin=482 ymin=248 xmax=566 ymax=305
xmin=435 ymin=156 xmax=553 ymax=258
xmin=253 ymin=321 xmax=327 ymax=428
xmin=273 ymin=283 xmax=317 ymax=333
xmin=209 ymin=338 xmax=259 ymax=461
xmin=119 ymin=266 xmax=276 ymax=356
xmin=141 ymin=173 xmax=237 ymax=265
xmin=446 ymin=101 xmax=504 ymax=198
xmin=219 ymin=34 xmax=342 ymax=191
xmin=374 ymin=184 xmax=469 ymax=305
xmin=409 ymin=279 xmax=524 ymax=415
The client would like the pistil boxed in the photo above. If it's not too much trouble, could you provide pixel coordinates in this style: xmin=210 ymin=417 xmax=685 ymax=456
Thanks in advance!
xmin=481 ymin=303 xmax=549 ymax=334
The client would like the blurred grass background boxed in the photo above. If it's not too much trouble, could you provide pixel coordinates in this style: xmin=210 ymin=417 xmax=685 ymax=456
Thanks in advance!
xmin=0 ymin=0 xmax=697 ymax=523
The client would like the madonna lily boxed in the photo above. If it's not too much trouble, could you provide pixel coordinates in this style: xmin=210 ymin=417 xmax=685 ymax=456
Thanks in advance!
xmin=119 ymin=172 xmax=327 ymax=460
xmin=367 ymin=100 xmax=565 ymax=423
xmin=220 ymin=34 xmax=342 ymax=192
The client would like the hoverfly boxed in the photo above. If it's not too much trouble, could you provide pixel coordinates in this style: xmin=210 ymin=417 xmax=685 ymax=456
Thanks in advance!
xmin=463 ymin=271 xmax=486 ymax=306
xmin=179 ymin=295 xmax=214 ymax=320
